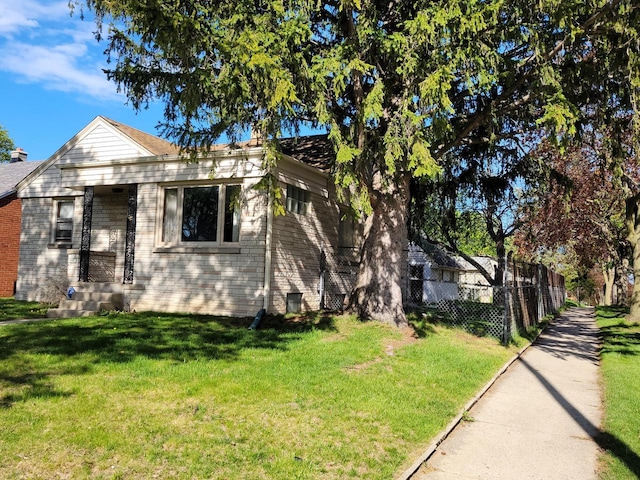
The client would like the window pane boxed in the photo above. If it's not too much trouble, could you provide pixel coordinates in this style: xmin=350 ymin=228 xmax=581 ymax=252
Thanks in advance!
xmin=286 ymin=185 xmax=309 ymax=215
xmin=55 ymin=201 xmax=74 ymax=241
xmin=162 ymin=188 xmax=178 ymax=243
xmin=182 ymin=186 xmax=219 ymax=242
xmin=55 ymin=221 xmax=72 ymax=241
xmin=338 ymin=210 xmax=355 ymax=248
xmin=223 ymin=185 xmax=241 ymax=242
xmin=58 ymin=201 xmax=74 ymax=219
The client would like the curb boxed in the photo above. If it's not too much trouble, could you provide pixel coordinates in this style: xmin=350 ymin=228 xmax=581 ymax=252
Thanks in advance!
xmin=396 ymin=316 xmax=554 ymax=480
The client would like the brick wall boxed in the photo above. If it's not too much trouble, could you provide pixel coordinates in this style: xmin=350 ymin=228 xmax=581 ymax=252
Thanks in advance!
xmin=0 ymin=194 xmax=22 ymax=296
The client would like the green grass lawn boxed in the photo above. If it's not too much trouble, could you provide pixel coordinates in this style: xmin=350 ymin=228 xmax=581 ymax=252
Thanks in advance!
xmin=596 ymin=306 xmax=640 ymax=480
xmin=0 ymin=302 xmax=518 ymax=479
xmin=0 ymin=297 xmax=49 ymax=321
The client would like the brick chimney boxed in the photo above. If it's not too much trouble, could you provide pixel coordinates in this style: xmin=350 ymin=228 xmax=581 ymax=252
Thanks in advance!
xmin=10 ymin=148 xmax=27 ymax=163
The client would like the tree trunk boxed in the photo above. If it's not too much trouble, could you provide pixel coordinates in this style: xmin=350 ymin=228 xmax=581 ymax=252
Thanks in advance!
xmin=603 ymin=265 xmax=615 ymax=306
xmin=625 ymin=194 xmax=640 ymax=320
xmin=615 ymin=263 xmax=629 ymax=306
xmin=495 ymin=235 xmax=506 ymax=287
xmin=349 ymin=174 xmax=410 ymax=327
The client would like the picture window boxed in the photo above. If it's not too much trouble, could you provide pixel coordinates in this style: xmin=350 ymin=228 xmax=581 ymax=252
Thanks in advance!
xmin=160 ymin=184 xmax=241 ymax=245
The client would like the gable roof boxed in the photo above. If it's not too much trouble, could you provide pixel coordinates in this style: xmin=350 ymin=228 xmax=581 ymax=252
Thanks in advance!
xmin=16 ymin=116 xmax=182 ymax=193
xmin=102 ymin=117 xmax=334 ymax=170
xmin=409 ymin=242 xmax=468 ymax=271
xmin=0 ymin=161 xmax=44 ymax=200
xmin=101 ymin=117 xmax=180 ymax=156
xmin=16 ymin=116 xmax=334 ymax=194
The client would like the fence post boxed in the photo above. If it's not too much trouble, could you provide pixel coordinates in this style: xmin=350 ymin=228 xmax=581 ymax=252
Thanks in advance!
xmin=501 ymin=253 xmax=510 ymax=345
xmin=537 ymin=264 xmax=544 ymax=323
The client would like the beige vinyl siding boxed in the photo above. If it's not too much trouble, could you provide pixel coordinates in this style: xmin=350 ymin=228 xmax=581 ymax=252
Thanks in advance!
xmin=268 ymin=161 xmax=340 ymax=313
xmin=122 ymin=180 xmax=268 ymax=317
xmin=19 ymin=123 xmax=147 ymax=198
xmin=57 ymin=124 xmax=148 ymax=164
xmin=18 ymin=164 xmax=81 ymax=199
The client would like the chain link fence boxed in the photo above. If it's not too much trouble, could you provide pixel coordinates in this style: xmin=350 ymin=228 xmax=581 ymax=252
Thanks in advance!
xmin=406 ymin=256 xmax=565 ymax=344
xmin=320 ymin=247 xmax=359 ymax=312
xmin=319 ymin=246 xmax=565 ymax=344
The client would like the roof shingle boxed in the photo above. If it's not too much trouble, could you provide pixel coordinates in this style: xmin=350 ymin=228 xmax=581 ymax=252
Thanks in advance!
xmin=0 ymin=161 xmax=43 ymax=199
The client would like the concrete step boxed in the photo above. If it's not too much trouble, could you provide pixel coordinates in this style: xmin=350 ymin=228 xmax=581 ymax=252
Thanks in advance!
xmin=58 ymin=299 xmax=117 ymax=311
xmin=48 ymin=284 xmax=125 ymax=319
xmin=69 ymin=282 xmax=124 ymax=294
xmin=69 ymin=292 xmax=124 ymax=309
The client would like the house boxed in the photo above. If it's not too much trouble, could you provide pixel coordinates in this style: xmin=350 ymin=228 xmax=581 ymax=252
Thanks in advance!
xmin=15 ymin=116 xmax=353 ymax=317
xmin=407 ymin=242 xmax=467 ymax=303
xmin=408 ymin=241 xmax=498 ymax=304
xmin=457 ymin=255 xmax=498 ymax=302
xmin=0 ymin=150 xmax=43 ymax=297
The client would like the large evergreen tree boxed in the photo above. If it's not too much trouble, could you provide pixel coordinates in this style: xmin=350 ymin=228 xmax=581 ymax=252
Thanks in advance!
xmin=76 ymin=0 xmax=634 ymax=324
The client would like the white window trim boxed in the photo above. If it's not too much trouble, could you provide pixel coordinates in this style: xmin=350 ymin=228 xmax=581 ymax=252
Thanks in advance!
xmin=155 ymin=182 xmax=242 ymax=249
xmin=50 ymin=197 xmax=75 ymax=246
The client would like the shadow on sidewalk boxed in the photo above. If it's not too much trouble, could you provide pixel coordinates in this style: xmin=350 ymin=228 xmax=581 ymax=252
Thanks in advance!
xmin=521 ymin=353 xmax=640 ymax=478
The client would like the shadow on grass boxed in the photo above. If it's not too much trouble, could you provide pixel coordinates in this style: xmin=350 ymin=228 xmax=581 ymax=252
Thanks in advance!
xmin=0 ymin=297 xmax=50 ymax=321
xmin=406 ymin=311 xmax=439 ymax=338
xmin=0 ymin=309 xmax=337 ymax=408
xmin=600 ymin=323 xmax=640 ymax=356
xmin=596 ymin=305 xmax=630 ymax=319
xmin=594 ymin=306 xmax=640 ymax=474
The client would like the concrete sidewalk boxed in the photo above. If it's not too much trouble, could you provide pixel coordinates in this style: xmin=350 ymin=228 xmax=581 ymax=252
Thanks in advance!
xmin=0 ymin=317 xmax=52 ymax=326
xmin=410 ymin=307 xmax=602 ymax=480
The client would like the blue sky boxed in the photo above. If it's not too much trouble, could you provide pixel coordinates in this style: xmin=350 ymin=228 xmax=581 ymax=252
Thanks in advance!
xmin=0 ymin=0 xmax=174 ymax=161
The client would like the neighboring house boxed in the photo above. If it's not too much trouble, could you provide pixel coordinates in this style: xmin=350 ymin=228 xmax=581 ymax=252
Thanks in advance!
xmin=408 ymin=242 xmax=499 ymax=304
xmin=408 ymin=242 xmax=466 ymax=303
xmin=15 ymin=116 xmax=353 ymax=317
xmin=457 ymin=256 xmax=498 ymax=303
xmin=0 ymin=150 xmax=42 ymax=297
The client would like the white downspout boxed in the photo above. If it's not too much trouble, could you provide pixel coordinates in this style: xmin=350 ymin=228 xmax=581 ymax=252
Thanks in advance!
xmin=262 ymin=187 xmax=274 ymax=311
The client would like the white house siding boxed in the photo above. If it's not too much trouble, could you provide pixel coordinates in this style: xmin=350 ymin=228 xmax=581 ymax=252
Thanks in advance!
xmin=123 ymin=180 xmax=268 ymax=318
xmin=59 ymin=154 xmax=264 ymax=189
xmin=15 ymin=196 xmax=82 ymax=300
xmin=19 ymin=161 xmax=82 ymax=199
xmin=269 ymin=169 xmax=340 ymax=313
xmin=57 ymin=124 xmax=148 ymax=164
xmin=423 ymin=276 xmax=459 ymax=302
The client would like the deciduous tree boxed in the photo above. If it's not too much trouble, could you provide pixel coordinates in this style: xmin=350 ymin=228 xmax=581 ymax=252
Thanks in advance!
xmin=515 ymin=137 xmax=629 ymax=306
xmin=0 ymin=124 xmax=15 ymax=163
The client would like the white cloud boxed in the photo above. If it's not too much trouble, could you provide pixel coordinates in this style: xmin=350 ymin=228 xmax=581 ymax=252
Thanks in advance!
xmin=0 ymin=0 xmax=122 ymax=101
xmin=1 ymin=41 xmax=120 ymax=100
xmin=0 ymin=0 xmax=70 ymax=36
